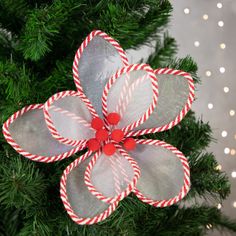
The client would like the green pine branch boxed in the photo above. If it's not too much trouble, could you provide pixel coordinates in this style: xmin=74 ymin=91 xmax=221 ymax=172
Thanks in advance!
xmin=148 ymin=32 xmax=177 ymax=67
xmin=0 ymin=0 xmax=29 ymax=34
xmin=166 ymin=56 xmax=200 ymax=83
xmin=189 ymin=152 xmax=230 ymax=202
xmin=0 ymin=208 xmax=22 ymax=236
xmin=18 ymin=0 xmax=82 ymax=61
xmin=0 ymin=61 xmax=31 ymax=104
xmin=0 ymin=154 xmax=47 ymax=210
xmin=18 ymin=216 xmax=52 ymax=236
xmin=36 ymin=58 xmax=75 ymax=100
xmin=144 ymin=205 xmax=236 ymax=236
xmin=92 ymin=0 xmax=172 ymax=49
xmin=0 ymin=0 xmax=29 ymax=19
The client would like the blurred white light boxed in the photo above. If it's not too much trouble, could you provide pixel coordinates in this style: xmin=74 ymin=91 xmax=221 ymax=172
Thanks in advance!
xmin=206 ymin=224 xmax=213 ymax=229
xmin=203 ymin=14 xmax=208 ymax=20
xmin=230 ymin=110 xmax=235 ymax=116
xmin=206 ymin=70 xmax=212 ymax=77
xmin=218 ymin=21 xmax=224 ymax=27
xmin=233 ymin=202 xmax=236 ymax=208
xmin=184 ymin=8 xmax=190 ymax=14
xmin=217 ymin=203 xmax=222 ymax=209
xmin=231 ymin=171 xmax=236 ymax=178
xmin=220 ymin=67 xmax=225 ymax=73
xmin=231 ymin=149 xmax=236 ymax=156
xmin=220 ymin=43 xmax=226 ymax=49
xmin=223 ymin=87 xmax=229 ymax=93
xmin=208 ymin=103 xmax=213 ymax=109
xmin=217 ymin=3 xmax=223 ymax=9
xmin=194 ymin=41 xmax=200 ymax=47
xmin=215 ymin=164 xmax=222 ymax=171
xmin=224 ymin=148 xmax=230 ymax=154
xmin=221 ymin=131 xmax=228 ymax=137
xmin=235 ymin=134 xmax=236 ymax=140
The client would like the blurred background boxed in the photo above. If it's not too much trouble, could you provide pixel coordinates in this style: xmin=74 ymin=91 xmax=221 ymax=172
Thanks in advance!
xmin=170 ymin=1 xmax=236 ymax=235
xmin=129 ymin=0 xmax=236 ymax=235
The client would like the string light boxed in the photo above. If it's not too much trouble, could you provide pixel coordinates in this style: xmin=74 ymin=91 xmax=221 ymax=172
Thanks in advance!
xmin=206 ymin=70 xmax=212 ymax=77
xmin=215 ymin=165 xmax=222 ymax=171
xmin=221 ymin=131 xmax=227 ymax=138
xmin=184 ymin=8 xmax=190 ymax=14
xmin=219 ymin=67 xmax=225 ymax=73
xmin=208 ymin=103 xmax=213 ymax=109
xmin=194 ymin=41 xmax=200 ymax=47
xmin=217 ymin=3 xmax=223 ymax=9
xmin=224 ymin=148 xmax=230 ymax=154
xmin=218 ymin=21 xmax=224 ymax=27
xmin=223 ymin=87 xmax=229 ymax=93
xmin=203 ymin=14 xmax=208 ymax=20
xmin=233 ymin=202 xmax=236 ymax=208
xmin=206 ymin=224 xmax=213 ymax=229
xmin=217 ymin=203 xmax=222 ymax=209
xmin=230 ymin=110 xmax=235 ymax=116
xmin=231 ymin=172 xmax=236 ymax=178
xmin=220 ymin=43 xmax=226 ymax=49
xmin=231 ymin=149 xmax=236 ymax=156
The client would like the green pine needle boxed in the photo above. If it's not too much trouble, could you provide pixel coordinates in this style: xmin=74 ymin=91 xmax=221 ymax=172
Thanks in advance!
xmin=0 ymin=154 xmax=47 ymax=210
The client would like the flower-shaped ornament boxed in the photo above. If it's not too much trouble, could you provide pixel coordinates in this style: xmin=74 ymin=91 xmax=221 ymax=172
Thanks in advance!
xmin=2 ymin=30 xmax=194 ymax=225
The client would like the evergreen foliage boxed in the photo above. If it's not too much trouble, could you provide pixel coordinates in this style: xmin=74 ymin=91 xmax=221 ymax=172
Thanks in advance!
xmin=0 ymin=1 xmax=235 ymax=235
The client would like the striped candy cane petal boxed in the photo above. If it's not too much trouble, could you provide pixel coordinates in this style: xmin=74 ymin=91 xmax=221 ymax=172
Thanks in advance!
xmin=129 ymin=139 xmax=190 ymax=207
xmin=2 ymin=104 xmax=83 ymax=163
xmin=102 ymin=64 xmax=158 ymax=134
xmin=44 ymin=90 xmax=96 ymax=147
xmin=84 ymin=147 xmax=140 ymax=204
xmin=127 ymin=68 xmax=195 ymax=137
xmin=60 ymin=150 xmax=119 ymax=225
xmin=73 ymin=30 xmax=129 ymax=117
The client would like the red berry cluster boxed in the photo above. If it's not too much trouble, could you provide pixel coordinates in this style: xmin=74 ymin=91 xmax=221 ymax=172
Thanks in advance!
xmin=87 ymin=112 xmax=136 ymax=156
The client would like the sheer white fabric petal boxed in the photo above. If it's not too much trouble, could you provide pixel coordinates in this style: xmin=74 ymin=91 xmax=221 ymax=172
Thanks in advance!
xmin=134 ymin=73 xmax=190 ymax=131
xmin=78 ymin=36 xmax=125 ymax=116
xmin=7 ymin=106 xmax=78 ymax=158
xmin=46 ymin=92 xmax=95 ymax=143
xmin=87 ymin=150 xmax=138 ymax=202
xmin=65 ymin=157 xmax=117 ymax=219
xmin=128 ymin=142 xmax=185 ymax=201
xmin=105 ymin=68 xmax=157 ymax=131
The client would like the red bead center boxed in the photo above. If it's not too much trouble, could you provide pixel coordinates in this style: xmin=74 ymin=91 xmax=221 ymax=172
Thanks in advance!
xmin=123 ymin=138 xmax=136 ymax=151
xmin=87 ymin=113 xmax=136 ymax=155
xmin=87 ymin=138 xmax=100 ymax=152
xmin=91 ymin=117 xmax=104 ymax=130
xmin=111 ymin=129 xmax=124 ymax=142
xmin=96 ymin=129 xmax=109 ymax=142
xmin=107 ymin=112 xmax=120 ymax=125
xmin=103 ymin=143 xmax=116 ymax=156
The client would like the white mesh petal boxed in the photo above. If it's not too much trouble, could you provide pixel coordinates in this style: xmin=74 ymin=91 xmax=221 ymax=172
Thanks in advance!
xmin=128 ymin=142 xmax=185 ymax=201
xmin=46 ymin=92 xmax=95 ymax=143
xmin=87 ymin=150 xmax=138 ymax=202
xmin=7 ymin=106 xmax=78 ymax=159
xmin=65 ymin=157 xmax=117 ymax=219
xmin=134 ymin=73 xmax=190 ymax=131
xmin=77 ymin=36 xmax=125 ymax=116
xmin=105 ymin=68 xmax=157 ymax=131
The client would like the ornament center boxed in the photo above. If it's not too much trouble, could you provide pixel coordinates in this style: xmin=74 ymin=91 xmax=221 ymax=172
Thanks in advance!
xmin=87 ymin=113 xmax=136 ymax=155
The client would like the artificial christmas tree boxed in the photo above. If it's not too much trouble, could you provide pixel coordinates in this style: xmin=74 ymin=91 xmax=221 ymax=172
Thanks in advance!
xmin=0 ymin=1 xmax=236 ymax=235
